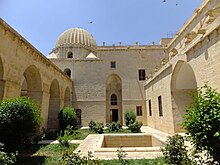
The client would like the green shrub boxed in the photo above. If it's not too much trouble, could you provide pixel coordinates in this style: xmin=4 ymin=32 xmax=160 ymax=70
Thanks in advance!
xmin=88 ymin=120 xmax=96 ymax=131
xmin=58 ymin=133 xmax=70 ymax=147
xmin=0 ymin=97 xmax=41 ymax=152
xmin=161 ymin=134 xmax=192 ymax=165
xmin=183 ymin=84 xmax=220 ymax=163
xmin=93 ymin=122 xmax=104 ymax=134
xmin=58 ymin=106 xmax=77 ymax=134
xmin=124 ymin=110 xmax=136 ymax=127
xmin=128 ymin=121 xmax=142 ymax=133
xmin=61 ymin=150 xmax=101 ymax=165
xmin=107 ymin=121 xmax=122 ymax=132
xmin=0 ymin=143 xmax=17 ymax=165
xmin=88 ymin=120 xmax=104 ymax=134
xmin=117 ymin=147 xmax=128 ymax=165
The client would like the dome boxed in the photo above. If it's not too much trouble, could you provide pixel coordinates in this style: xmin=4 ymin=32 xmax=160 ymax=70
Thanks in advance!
xmin=55 ymin=28 xmax=97 ymax=51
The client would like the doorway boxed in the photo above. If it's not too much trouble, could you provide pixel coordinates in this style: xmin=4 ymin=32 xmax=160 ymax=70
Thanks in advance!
xmin=111 ymin=109 xmax=118 ymax=122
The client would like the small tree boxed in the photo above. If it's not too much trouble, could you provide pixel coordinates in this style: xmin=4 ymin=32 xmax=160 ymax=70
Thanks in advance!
xmin=0 ymin=97 xmax=41 ymax=152
xmin=58 ymin=106 xmax=77 ymax=135
xmin=161 ymin=135 xmax=192 ymax=165
xmin=183 ymin=84 xmax=220 ymax=163
xmin=124 ymin=110 xmax=136 ymax=127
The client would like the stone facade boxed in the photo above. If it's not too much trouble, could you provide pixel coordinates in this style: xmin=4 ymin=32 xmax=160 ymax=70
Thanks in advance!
xmin=145 ymin=0 xmax=220 ymax=134
xmin=0 ymin=0 xmax=219 ymax=134
xmin=0 ymin=19 xmax=72 ymax=130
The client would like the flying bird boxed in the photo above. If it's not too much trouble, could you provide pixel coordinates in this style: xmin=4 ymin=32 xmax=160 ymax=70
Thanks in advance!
xmin=88 ymin=21 xmax=93 ymax=24
xmin=162 ymin=0 xmax=166 ymax=2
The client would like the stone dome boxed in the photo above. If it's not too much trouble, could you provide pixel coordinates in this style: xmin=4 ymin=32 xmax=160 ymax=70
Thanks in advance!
xmin=55 ymin=28 xmax=97 ymax=51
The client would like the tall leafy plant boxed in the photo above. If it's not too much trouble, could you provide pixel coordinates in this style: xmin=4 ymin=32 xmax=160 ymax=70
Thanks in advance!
xmin=183 ymin=84 xmax=220 ymax=163
xmin=0 ymin=97 xmax=41 ymax=152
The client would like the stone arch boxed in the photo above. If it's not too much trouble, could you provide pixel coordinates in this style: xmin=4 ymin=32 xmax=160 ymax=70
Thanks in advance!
xmin=47 ymin=79 xmax=60 ymax=130
xmin=171 ymin=61 xmax=197 ymax=133
xmin=0 ymin=57 xmax=4 ymax=100
xmin=64 ymin=68 xmax=71 ymax=78
xmin=106 ymin=74 xmax=122 ymax=124
xmin=21 ymin=65 xmax=42 ymax=104
xmin=64 ymin=87 xmax=71 ymax=107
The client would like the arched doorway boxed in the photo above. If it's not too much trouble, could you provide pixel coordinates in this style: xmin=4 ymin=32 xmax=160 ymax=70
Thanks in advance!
xmin=20 ymin=65 xmax=42 ymax=104
xmin=106 ymin=74 xmax=122 ymax=124
xmin=171 ymin=61 xmax=197 ymax=133
xmin=0 ymin=57 xmax=4 ymax=99
xmin=47 ymin=79 xmax=60 ymax=130
xmin=64 ymin=87 xmax=71 ymax=107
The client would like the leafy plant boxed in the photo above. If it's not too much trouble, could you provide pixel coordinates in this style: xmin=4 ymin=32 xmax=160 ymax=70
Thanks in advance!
xmin=161 ymin=134 xmax=193 ymax=165
xmin=0 ymin=97 xmax=41 ymax=152
xmin=107 ymin=121 xmax=122 ymax=132
xmin=128 ymin=121 xmax=142 ymax=133
xmin=93 ymin=122 xmax=104 ymax=134
xmin=61 ymin=150 xmax=101 ymax=165
xmin=58 ymin=106 xmax=77 ymax=135
xmin=124 ymin=110 xmax=136 ymax=127
xmin=88 ymin=120 xmax=104 ymax=134
xmin=0 ymin=143 xmax=17 ymax=165
xmin=183 ymin=84 xmax=220 ymax=163
xmin=117 ymin=147 xmax=128 ymax=165
xmin=88 ymin=120 xmax=96 ymax=131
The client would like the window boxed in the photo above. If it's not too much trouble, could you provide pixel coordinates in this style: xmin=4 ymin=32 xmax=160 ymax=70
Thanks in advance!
xmin=111 ymin=94 xmax=117 ymax=105
xmin=136 ymin=106 xmax=142 ymax=116
xmin=64 ymin=68 xmax=71 ymax=78
xmin=148 ymin=100 xmax=152 ymax=116
xmin=158 ymin=96 xmax=163 ymax=117
xmin=138 ymin=69 xmax=146 ymax=80
xmin=111 ymin=61 xmax=116 ymax=69
xmin=67 ymin=52 xmax=73 ymax=58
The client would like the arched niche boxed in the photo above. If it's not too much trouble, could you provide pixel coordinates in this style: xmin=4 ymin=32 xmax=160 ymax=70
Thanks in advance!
xmin=106 ymin=74 xmax=122 ymax=124
xmin=20 ymin=65 xmax=42 ymax=104
xmin=64 ymin=68 xmax=71 ymax=78
xmin=47 ymin=79 xmax=60 ymax=130
xmin=171 ymin=61 xmax=197 ymax=133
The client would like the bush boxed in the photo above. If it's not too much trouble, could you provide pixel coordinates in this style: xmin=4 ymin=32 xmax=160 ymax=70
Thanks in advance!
xmin=161 ymin=134 xmax=192 ymax=165
xmin=0 ymin=143 xmax=17 ymax=165
xmin=0 ymin=97 xmax=41 ymax=152
xmin=88 ymin=120 xmax=104 ymax=134
xmin=183 ymin=84 xmax=220 ymax=163
xmin=93 ymin=122 xmax=104 ymax=134
xmin=61 ymin=150 xmax=101 ymax=165
xmin=88 ymin=120 xmax=96 ymax=131
xmin=107 ymin=121 xmax=122 ymax=132
xmin=124 ymin=110 xmax=136 ymax=127
xmin=128 ymin=121 xmax=142 ymax=133
xmin=58 ymin=106 xmax=77 ymax=134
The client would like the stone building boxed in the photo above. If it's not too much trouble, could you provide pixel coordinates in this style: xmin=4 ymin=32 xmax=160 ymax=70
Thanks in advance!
xmin=0 ymin=0 xmax=220 ymax=134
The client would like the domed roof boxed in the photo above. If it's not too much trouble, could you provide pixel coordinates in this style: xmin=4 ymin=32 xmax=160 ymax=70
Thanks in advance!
xmin=55 ymin=28 xmax=97 ymax=51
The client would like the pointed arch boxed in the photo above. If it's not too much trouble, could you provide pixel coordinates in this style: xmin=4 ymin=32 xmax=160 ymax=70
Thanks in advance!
xmin=21 ymin=65 xmax=42 ymax=104
xmin=47 ymin=79 xmax=60 ymax=130
xmin=171 ymin=61 xmax=197 ymax=133
xmin=106 ymin=74 xmax=122 ymax=123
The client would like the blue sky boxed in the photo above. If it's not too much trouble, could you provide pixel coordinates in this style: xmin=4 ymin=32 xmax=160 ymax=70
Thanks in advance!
xmin=0 ymin=0 xmax=203 ymax=55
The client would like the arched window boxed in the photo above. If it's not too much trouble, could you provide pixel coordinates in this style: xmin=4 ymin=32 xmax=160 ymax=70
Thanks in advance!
xmin=64 ymin=68 xmax=71 ymax=78
xmin=111 ymin=94 xmax=117 ymax=105
xmin=67 ymin=52 xmax=73 ymax=58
